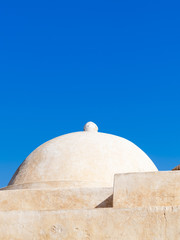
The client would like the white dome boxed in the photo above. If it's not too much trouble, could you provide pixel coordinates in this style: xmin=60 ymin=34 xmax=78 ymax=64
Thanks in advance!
xmin=8 ymin=122 xmax=157 ymax=189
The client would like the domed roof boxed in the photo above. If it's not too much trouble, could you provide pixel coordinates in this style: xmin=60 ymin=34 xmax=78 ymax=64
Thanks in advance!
xmin=8 ymin=122 xmax=158 ymax=189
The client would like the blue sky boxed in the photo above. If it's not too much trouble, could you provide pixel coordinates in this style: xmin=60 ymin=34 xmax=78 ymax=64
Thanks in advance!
xmin=0 ymin=0 xmax=180 ymax=187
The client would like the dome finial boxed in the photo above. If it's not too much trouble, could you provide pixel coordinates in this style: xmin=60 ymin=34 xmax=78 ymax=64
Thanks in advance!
xmin=84 ymin=122 xmax=98 ymax=132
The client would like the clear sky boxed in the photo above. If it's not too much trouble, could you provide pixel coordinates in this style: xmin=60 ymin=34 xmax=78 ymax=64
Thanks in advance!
xmin=0 ymin=0 xmax=180 ymax=188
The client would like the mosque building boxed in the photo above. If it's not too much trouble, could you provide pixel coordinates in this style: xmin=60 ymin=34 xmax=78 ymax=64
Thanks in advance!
xmin=0 ymin=122 xmax=179 ymax=239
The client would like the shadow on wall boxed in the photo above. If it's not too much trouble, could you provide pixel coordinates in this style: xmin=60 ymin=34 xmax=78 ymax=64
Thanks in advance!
xmin=95 ymin=194 xmax=113 ymax=208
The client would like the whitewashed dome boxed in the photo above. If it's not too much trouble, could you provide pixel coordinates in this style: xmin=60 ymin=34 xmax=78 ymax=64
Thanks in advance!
xmin=8 ymin=122 xmax=157 ymax=189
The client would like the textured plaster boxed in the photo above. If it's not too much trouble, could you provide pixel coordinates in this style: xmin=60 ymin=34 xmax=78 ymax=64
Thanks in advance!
xmin=113 ymin=171 xmax=180 ymax=208
xmin=0 ymin=207 xmax=179 ymax=240
xmin=0 ymin=187 xmax=112 ymax=210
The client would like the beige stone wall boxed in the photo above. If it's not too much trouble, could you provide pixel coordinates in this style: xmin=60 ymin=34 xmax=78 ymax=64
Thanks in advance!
xmin=0 ymin=187 xmax=112 ymax=210
xmin=1 ymin=171 xmax=180 ymax=239
xmin=0 ymin=207 xmax=179 ymax=240
xmin=113 ymin=171 xmax=180 ymax=208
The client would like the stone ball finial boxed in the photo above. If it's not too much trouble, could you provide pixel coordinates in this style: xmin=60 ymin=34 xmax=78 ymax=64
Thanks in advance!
xmin=84 ymin=122 xmax=98 ymax=132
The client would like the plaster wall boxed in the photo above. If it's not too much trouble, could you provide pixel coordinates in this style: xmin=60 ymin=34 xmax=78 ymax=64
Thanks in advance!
xmin=0 ymin=187 xmax=112 ymax=210
xmin=0 ymin=207 xmax=179 ymax=240
xmin=113 ymin=171 xmax=180 ymax=208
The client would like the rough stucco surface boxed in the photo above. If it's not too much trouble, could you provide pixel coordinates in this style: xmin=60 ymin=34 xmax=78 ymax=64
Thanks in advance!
xmin=8 ymin=131 xmax=157 ymax=188
xmin=0 ymin=207 xmax=179 ymax=240
xmin=113 ymin=171 xmax=180 ymax=208
xmin=0 ymin=187 xmax=113 ymax=210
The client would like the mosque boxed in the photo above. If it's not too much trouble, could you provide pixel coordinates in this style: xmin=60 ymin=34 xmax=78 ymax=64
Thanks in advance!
xmin=0 ymin=122 xmax=179 ymax=239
